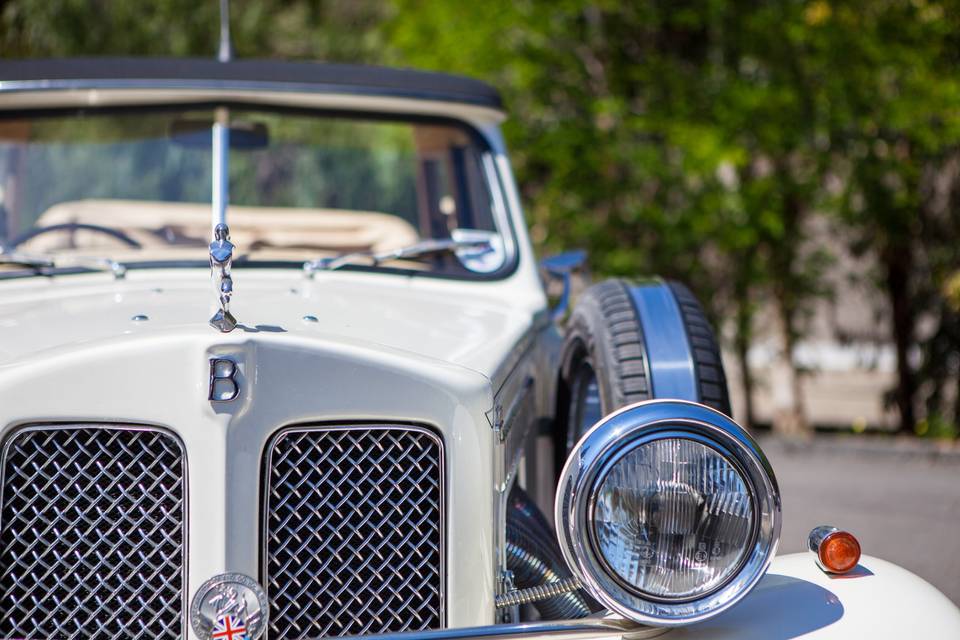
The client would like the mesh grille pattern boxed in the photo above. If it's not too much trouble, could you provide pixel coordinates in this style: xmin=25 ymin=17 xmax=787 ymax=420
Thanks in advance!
xmin=0 ymin=426 xmax=186 ymax=640
xmin=264 ymin=425 xmax=444 ymax=638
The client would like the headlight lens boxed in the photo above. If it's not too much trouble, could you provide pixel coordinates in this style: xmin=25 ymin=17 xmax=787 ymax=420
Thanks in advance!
xmin=556 ymin=400 xmax=780 ymax=626
xmin=592 ymin=438 xmax=755 ymax=600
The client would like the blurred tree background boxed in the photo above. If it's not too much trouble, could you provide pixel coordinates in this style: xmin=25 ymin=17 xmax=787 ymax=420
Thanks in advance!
xmin=2 ymin=0 xmax=959 ymax=437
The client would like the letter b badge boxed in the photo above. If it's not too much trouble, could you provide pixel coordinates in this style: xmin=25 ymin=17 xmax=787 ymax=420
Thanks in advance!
xmin=209 ymin=358 xmax=240 ymax=401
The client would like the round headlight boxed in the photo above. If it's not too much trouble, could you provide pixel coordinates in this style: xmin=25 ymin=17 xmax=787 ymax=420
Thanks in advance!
xmin=556 ymin=400 xmax=780 ymax=626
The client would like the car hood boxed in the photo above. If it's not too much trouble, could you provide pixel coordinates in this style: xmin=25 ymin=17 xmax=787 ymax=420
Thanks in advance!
xmin=0 ymin=268 xmax=542 ymax=381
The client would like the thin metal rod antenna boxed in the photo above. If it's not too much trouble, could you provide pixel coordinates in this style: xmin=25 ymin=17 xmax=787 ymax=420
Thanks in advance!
xmin=213 ymin=1 xmax=231 ymax=231
xmin=211 ymin=107 xmax=229 ymax=230
xmin=218 ymin=0 xmax=233 ymax=62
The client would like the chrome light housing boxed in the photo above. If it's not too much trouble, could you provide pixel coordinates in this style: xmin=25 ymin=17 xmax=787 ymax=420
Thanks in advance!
xmin=555 ymin=400 xmax=781 ymax=626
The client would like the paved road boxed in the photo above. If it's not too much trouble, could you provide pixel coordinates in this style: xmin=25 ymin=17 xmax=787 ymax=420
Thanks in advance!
xmin=759 ymin=436 xmax=960 ymax=605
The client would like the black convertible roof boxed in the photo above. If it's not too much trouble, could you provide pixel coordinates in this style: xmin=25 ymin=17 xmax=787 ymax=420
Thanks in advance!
xmin=0 ymin=57 xmax=503 ymax=109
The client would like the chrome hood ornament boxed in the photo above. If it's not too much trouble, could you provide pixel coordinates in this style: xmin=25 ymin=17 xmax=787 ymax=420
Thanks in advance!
xmin=190 ymin=572 xmax=268 ymax=640
xmin=209 ymin=223 xmax=237 ymax=332
xmin=208 ymin=48 xmax=235 ymax=333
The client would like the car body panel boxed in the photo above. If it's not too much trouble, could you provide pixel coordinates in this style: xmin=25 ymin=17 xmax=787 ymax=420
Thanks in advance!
xmin=287 ymin=554 xmax=960 ymax=640
xmin=0 ymin=269 xmax=539 ymax=378
xmin=0 ymin=282 xmax=493 ymax=629
xmin=667 ymin=553 xmax=960 ymax=639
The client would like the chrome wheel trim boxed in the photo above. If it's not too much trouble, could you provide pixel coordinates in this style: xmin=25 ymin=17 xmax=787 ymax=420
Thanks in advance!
xmin=566 ymin=360 xmax=603 ymax=452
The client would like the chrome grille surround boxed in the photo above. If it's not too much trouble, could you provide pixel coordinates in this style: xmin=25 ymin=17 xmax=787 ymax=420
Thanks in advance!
xmin=263 ymin=424 xmax=445 ymax=639
xmin=0 ymin=424 xmax=187 ymax=639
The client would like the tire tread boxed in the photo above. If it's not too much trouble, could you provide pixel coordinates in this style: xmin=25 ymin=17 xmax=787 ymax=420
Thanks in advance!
xmin=668 ymin=281 xmax=732 ymax=415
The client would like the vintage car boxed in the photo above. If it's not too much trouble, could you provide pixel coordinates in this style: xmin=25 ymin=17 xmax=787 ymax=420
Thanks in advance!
xmin=0 ymin=55 xmax=958 ymax=640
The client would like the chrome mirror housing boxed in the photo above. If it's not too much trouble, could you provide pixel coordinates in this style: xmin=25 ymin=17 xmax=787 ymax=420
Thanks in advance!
xmin=555 ymin=400 xmax=781 ymax=626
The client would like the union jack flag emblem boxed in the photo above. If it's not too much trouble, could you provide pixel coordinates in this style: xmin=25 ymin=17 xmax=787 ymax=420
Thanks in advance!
xmin=211 ymin=614 xmax=248 ymax=640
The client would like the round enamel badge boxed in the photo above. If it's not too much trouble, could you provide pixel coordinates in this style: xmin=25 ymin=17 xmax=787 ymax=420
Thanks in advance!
xmin=190 ymin=572 xmax=268 ymax=640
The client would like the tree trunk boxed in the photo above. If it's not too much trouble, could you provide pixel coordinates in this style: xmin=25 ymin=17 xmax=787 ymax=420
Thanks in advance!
xmin=882 ymin=243 xmax=917 ymax=434
xmin=770 ymin=289 xmax=809 ymax=436
xmin=768 ymin=167 xmax=809 ymax=436
xmin=733 ymin=285 xmax=756 ymax=430
xmin=954 ymin=366 xmax=960 ymax=430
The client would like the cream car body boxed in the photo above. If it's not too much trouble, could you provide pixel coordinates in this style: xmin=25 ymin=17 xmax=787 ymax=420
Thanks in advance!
xmin=0 ymin=59 xmax=958 ymax=640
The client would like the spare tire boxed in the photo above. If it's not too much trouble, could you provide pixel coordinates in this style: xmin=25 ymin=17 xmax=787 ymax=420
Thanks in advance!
xmin=558 ymin=279 xmax=730 ymax=455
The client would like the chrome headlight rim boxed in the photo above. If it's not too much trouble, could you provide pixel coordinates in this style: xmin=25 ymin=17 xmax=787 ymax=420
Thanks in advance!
xmin=556 ymin=400 xmax=781 ymax=627
xmin=586 ymin=429 xmax=761 ymax=604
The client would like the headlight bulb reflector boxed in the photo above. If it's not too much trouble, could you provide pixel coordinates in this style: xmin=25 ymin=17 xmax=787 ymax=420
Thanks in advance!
xmin=592 ymin=437 xmax=755 ymax=600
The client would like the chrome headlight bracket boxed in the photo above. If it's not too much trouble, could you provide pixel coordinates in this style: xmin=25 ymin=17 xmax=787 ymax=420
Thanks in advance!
xmin=555 ymin=400 xmax=781 ymax=626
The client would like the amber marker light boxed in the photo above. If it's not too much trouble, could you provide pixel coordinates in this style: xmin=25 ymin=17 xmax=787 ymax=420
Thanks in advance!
xmin=808 ymin=526 xmax=862 ymax=574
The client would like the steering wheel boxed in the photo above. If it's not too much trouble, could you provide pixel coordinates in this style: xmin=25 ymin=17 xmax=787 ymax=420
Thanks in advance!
xmin=8 ymin=223 xmax=142 ymax=249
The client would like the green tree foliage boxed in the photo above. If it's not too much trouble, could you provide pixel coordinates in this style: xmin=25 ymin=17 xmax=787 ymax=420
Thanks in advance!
xmin=802 ymin=1 xmax=960 ymax=434
xmin=387 ymin=0 xmax=960 ymax=435
xmin=0 ymin=0 xmax=389 ymax=60
xmin=386 ymin=1 xmax=832 ymax=431
xmin=2 ymin=0 xmax=958 ymax=435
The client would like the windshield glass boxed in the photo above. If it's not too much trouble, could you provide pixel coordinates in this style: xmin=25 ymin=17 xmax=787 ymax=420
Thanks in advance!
xmin=0 ymin=105 xmax=511 ymax=277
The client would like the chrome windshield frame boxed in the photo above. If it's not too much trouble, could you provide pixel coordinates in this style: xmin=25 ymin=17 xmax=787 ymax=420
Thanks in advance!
xmin=0 ymin=78 xmax=506 ymax=113
xmin=0 ymin=99 xmax=520 ymax=283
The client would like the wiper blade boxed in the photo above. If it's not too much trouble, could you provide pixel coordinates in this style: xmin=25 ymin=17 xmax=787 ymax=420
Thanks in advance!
xmin=303 ymin=238 xmax=492 ymax=277
xmin=0 ymin=251 xmax=127 ymax=279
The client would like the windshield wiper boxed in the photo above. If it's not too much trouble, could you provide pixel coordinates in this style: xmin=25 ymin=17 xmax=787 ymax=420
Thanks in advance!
xmin=303 ymin=238 xmax=492 ymax=277
xmin=0 ymin=251 xmax=127 ymax=279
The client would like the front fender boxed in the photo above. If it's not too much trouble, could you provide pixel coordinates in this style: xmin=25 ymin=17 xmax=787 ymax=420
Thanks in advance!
xmin=314 ymin=554 xmax=957 ymax=640
xmin=667 ymin=553 xmax=960 ymax=639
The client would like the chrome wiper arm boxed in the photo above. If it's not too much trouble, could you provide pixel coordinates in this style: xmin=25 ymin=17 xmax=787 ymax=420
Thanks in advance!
xmin=0 ymin=250 xmax=127 ymax=279
xmin=303 ymin=238 xmax=492 ymax=277
xmin=0 ymin=252 xmax=54 ymax=270
xmin=66 ymin=255 xmax=128 ymax=279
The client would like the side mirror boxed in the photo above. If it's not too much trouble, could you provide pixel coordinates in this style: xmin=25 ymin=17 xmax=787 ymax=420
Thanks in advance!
xmin=450 ymin=228 xmax=505 ymax=273
xmin=539 ymin=250 xmax=587 ymax=321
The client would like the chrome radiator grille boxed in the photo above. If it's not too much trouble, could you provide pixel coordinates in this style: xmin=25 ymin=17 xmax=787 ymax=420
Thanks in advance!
xmin=264 ymin=425 xmax=444 ymax=638
xmin=0 ymin=425 xmax=186 ymax=640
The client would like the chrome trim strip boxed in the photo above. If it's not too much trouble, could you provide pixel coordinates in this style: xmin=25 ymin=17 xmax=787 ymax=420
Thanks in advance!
xmin=0 ymin=79 xmax=502 ymax=109
xmin=627 ymin=283 xmax=697 ymax=402
xmin=322 ymin=616 xmax=662 ymax=640
xmin=480 ymin=151 xmax=519 ymax=287
xmin=0 ymin=422 xmax=189 ymax=636
xmin=260 ymin=422 xmax=447 ymax=633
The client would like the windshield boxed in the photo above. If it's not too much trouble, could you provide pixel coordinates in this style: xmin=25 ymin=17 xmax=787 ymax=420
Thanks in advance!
xmin=0 ymin=105 xmax=511 ymax=277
